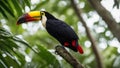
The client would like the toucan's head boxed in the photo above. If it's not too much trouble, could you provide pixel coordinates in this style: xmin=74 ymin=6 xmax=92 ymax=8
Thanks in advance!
xmin=17 ymin=11 xmax=55 ymax=25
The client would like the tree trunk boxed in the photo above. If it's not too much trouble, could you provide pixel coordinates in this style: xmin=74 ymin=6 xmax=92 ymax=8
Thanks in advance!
xmin=88 ymin=0 xmax=120 ymax=42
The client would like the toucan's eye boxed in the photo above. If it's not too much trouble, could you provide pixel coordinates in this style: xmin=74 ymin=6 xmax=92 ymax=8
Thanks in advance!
xmin=41 ymin=12 xmax=45 ymax=15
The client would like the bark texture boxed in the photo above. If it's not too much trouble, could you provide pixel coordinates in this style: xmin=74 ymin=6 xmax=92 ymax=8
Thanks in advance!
xmin=55 ymin=45 xmax=84 ymax=68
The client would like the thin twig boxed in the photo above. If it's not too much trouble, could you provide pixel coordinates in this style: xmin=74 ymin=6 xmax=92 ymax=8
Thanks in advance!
xmin=55 ymin=45 xmax=84 ymax=68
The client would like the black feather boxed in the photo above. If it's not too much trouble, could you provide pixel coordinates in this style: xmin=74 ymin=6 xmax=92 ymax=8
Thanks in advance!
xmin=44 ymin=12 xmax=79 ymax=51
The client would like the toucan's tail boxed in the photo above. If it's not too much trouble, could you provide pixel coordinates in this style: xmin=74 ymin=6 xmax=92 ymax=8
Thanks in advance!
xmin=77 ymin=45 xmax=84 ymax=54
xmin=64 ymin=40 xmax=84 ymax=54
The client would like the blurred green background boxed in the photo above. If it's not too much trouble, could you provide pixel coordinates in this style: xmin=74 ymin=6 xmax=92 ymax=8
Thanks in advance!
xmin=0 ymin=0 xmax=120 ymax=68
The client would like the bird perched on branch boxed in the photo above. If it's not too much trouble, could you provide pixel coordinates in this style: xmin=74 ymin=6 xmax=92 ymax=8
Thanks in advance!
xmin=17 ymin=11 xmax=84 ymax=54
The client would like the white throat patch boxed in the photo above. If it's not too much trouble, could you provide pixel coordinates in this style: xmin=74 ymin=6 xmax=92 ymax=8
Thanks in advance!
xmin=41 ymin=15 xmax=47 ymax=27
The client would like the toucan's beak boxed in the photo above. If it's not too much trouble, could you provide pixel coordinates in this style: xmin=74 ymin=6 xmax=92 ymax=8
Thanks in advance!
xmin=17 ymin=11 xmax=41 ymax=25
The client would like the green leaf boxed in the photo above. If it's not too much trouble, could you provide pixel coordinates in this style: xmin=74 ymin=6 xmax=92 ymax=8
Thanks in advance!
xmin=0 ymin=60 xmax=7 ymax=68
xmin=32 ymin=0 xmax=49 ymax=10
xmin=13 ymin=37 xmax=37 ymax=53
xmin=24 ymin=0 xmax=31 ymax=9
xmin=0 ymin=6 xmax=8 ymax=19
xmin=0 ymin=53 xmax=9 ymax=68
xmin=11 ymin=0 xmax=23 ymax=17
xmin=36 ymin=44 xmax=61 ymax=68
xmin=0 ymin=0 xmax=15 ymax=17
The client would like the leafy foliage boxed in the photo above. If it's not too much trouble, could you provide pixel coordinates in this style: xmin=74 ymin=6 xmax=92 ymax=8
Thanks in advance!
xmin=0 ymin=0 xmax=31 ymax=19
xmin=0 ymin=28 xmax=26 ymax=68
xmin=0 ymin=27 xmax=61 ymax=68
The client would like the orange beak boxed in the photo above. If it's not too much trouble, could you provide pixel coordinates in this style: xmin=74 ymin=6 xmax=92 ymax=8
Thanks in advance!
xmin=17 ymin=11 xmax=41 ymax=25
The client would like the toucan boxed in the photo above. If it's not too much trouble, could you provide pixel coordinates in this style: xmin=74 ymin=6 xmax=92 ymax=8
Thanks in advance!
xmin=17 ymin=11 xmax=84 ymax=54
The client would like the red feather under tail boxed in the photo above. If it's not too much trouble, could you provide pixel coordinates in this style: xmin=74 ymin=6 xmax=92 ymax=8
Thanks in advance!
xmin=77 ymin=45 xmax=84 ymax=54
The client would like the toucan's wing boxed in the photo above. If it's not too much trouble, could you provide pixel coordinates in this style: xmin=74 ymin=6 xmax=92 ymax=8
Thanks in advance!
xmin=46 ymin=19 xmax=78 ymax=44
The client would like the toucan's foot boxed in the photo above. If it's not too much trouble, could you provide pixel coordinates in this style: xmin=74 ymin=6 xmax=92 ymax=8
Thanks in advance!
xmin=55 ymin=45 xmax=61 ymax=55
xmin=55 ymin=50 xmax=58 ymax=55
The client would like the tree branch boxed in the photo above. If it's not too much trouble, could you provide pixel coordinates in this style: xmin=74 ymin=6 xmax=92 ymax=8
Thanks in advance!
xmin=88 ymin=0 xmax=120 ymax=42
xmin=55 ymin=45 xmax=84 ymax=68
xmin=70 ymin=0 xmax=104 ymax=68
